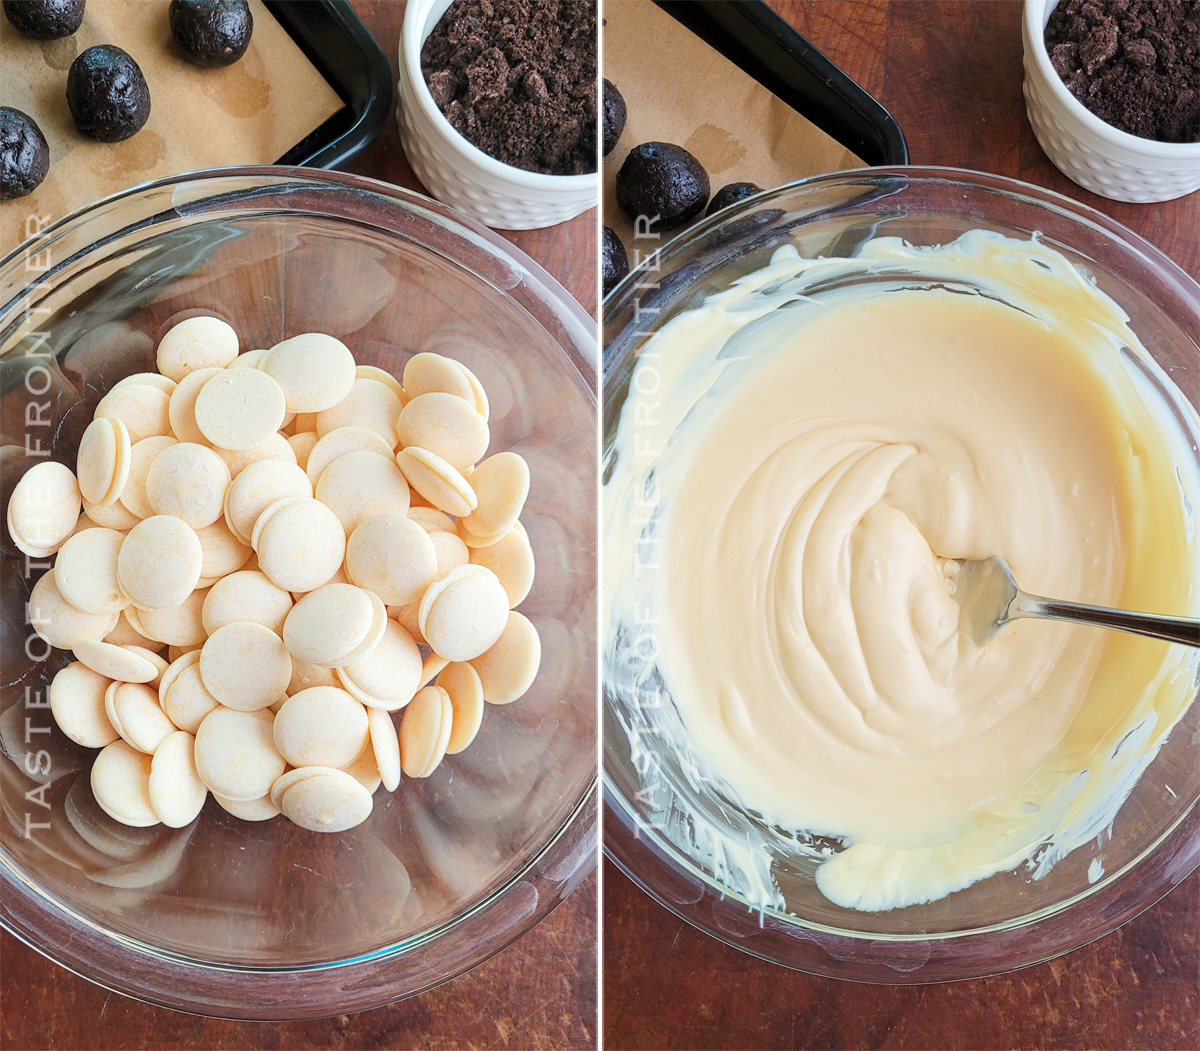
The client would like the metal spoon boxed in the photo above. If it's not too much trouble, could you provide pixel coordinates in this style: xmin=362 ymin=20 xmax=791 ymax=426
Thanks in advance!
xmin=953 ymin=556 xmax=1200 ymax=648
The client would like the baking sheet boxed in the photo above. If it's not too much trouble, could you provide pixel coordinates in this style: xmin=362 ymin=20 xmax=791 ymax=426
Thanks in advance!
xmin=602 ymin=0 xmax=866 ymax=250
xmin=0 ymin=0 xmax=343 ymax=253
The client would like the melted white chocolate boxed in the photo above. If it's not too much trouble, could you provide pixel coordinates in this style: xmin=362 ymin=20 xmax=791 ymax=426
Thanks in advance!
xmin=604 ymin=231 xmax=1200 ymax=911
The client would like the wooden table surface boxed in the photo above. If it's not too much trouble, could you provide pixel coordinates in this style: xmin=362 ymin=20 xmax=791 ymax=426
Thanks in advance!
xmin=0 ymin=2 xmax=597 ymax=1050
xmin=603 ymin=3 xmax=1198 ymax=1050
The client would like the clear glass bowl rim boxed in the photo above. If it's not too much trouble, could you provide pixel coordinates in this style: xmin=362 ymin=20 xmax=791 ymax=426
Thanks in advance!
xmin=602 ymin=165 xmax=1200 ymax=983
xmin=0 ymin=166 xmax=598 ymax=1019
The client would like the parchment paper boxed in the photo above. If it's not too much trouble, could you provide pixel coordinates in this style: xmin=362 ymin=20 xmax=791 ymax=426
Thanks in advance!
xmin=602 ymin=0 xmax=866 ymax=250
xmin=1 ymin=0 xmax=343 ymax=253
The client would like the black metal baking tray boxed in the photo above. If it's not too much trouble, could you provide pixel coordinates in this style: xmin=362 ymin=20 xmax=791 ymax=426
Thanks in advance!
xmin=654 ymin=0 xmax=908 ymax=166
xmin=265 ymin=0 xmax=394 ymax=169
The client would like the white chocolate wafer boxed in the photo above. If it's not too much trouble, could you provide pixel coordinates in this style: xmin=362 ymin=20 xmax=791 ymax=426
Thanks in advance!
xmin=418 ymin=564 xmax=509 ymax=662
xmin=228 ymin=348 xmax=268 ymax=370
xmin=283 ymin=583 xmax=375 ymax=666
xmin=262 ymin=333 xmax=356 ymax=413
xmin=455 ymin=518 xmax=508 ymax=549
xmin=77 ymin=418 xmax=120 ymax=505
xmin=160 ymin=660 xmax=219 ymax=734
xmin=128 ymin=646 xmax=169 ymax=689
xmin=269 ymin=765 xmax=326 ymax=809
xmin=395 ymin=446 xmax=477 ymax=517
xmin=213 ymin=431 xmax=296 ymax=479
xmin=273 ymin=686 xmax=369 ymax=768
xmin=316 ymin=378 xmax=402 ymax=447
xmin=113 ymin=371 xmax=177 ymax=395
xmin=156 ymin=648 xmax=201 ymax=704
xmin=8 ymin=461 xmax=80 ymax=556
xmin=214 ymin=792 xmax=279 ymax=821
xmin=195 ymin=519 xmax=251 ymax=579
xmin=439 ymin=661 xmax=485 ymax=754
xmin=430 ymin=527 xmax=470 ymax=577
xmin=287 ymin=431 xmax=319 ymax=471
xmin=167 ymin=366 xmax=224 ymax=444
xmin=29 ymin=569 xmax=118 ymax=649
xmin=156 ymin=316 xmax=238 ymax=381
xmin=419 ymin=652 xmax=449 ymax=689
xmin=95 ymin=383 xmax=172 ymax=444
xmin=345 ymin=513 xmax=437 ymax=606
xmin=458 ymin=361 xmax=490 ymax=421
xmin=202 ymin=570 xmax=293 ymax=636
xmin=395 ymin=392 xmax=489 ymax=470
xmin=199 ymin=621 xmax=292 ymax=711
xmin=254 ymin=497 xmax=346 ymax=594
xmin=278 ymin=767 xmax=373 ymax=832
xmin=367 ymin=706 xmax=401 ymax=791
xmin=327 ymin=589 xmax=388 ymax=668
xmin=105 ymin=610 xmax=158 ymax=650
xmin=355 ymin=364 xmax=404 ymax=400
xmin=224 ymin=459 xmax=312 ymax=542
xmin=73 ymin=640 xmax=159 ymax=683
xmin=132 ymin=587 xmax=208 ymax=646
xmin=461 ymin=452 xmax=529 ymax=538
xmin=336 ymin=618 xmax=422 ymax=709
xmin=388 ymin=599 xmax=425 ymax=645
xmin=341 ymin=741 xmax=382 ymax=794
xmin=407 ymin=507 xmax=456 ymax=534
xmin=101 ymin=417 xmax=133 ymax=507
xmin=149 ymin=730 xmax=207 ymax=827
xmin=106 ymin=681 xmax=175 ymax=754
xmin=470 ymin=612 xmax=541 ymax=704
xmin=288 ymin=655 xmax=340 ymax=694
xmin=117 ymin=515 xmax=202 ymax=611
xmin=304 ymin=425 xmax=394 ymax=485
xmin=54 ymin=527 xmax=127 ymax=614
xmin=469 ymin=521 xmax=534 ymax=607
xmin=50 ymin=662 xmax=119 ymax=748
xmin=119 ymin=436 xmax=178 ymax=520
xmin=315 ymin=451 xmax=410 ymax=533
xmin=194 ymin=368 xmax=287 ymax=450
xmin=91 ymin=740 xmax=159 ymax=826
xmin=402 ymin=353 xmax=474 ymax=404
xmin=145 ymin=442 xmax=230 ymax=529
xmin=194 ymin=707 xmax=285 ymax=802
xmin=83 ymin=492 xmax=140 ymax=531
xmin=399 ymin=686 xmax=453 ymax=778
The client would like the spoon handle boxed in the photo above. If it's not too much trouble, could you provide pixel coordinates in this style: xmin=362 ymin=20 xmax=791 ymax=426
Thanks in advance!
xmin=1012 ymin=593 xmax=1200 ymax=647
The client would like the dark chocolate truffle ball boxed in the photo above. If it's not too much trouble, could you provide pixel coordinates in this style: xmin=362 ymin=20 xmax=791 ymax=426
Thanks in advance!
xmin=615 ymin=142 xmax=709 ymax=231
xmin=706 ymin=181 xmax=763 ymax=217
xmin=170 ymin=0 xmax=253 ymax=69
xmin=0 ymin=107 xmax=51 ymax=201
xmin=602 ymin=226 xmax=630 ymax=296
xmin=66 ymin=44 xmax=151 ymax=142
xmin=2 ymin=0 xmax=85 ymax=39
xmin=602 ymin=79 xmax=626 ymax=157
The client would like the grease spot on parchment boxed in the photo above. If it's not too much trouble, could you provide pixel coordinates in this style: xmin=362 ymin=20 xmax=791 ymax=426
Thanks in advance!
xmin=684 ymin=123 xmax=746 ymax=176
xmin=93 ymin=129 xmax=167 ymax=177
xmin=40 ymin=36 xmax=77 ymax=70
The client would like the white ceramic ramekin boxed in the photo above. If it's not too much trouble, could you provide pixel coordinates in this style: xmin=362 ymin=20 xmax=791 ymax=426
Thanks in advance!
xmin=397 ymin=0 xmax=598 ymax=229
xmin=1022 ymin=0 xmax=1200 ymax=203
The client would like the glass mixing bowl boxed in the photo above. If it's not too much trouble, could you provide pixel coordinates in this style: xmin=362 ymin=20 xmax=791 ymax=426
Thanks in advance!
xmin=603 ymin=168 xmax=1199 ymax=983
xmin=0 ymin=168 xmax=596 ymax=1018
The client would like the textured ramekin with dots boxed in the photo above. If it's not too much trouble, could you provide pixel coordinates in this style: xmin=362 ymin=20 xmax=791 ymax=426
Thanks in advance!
xmin=1023 ymin=0 xmax=1200 ymax=204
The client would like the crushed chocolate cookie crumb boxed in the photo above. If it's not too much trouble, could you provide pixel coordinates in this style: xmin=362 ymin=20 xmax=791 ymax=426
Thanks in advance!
xmin=421 ymin=0 xmax=597 ymax=176
xmin=1044 ymin=0 xmax=1199 ymax=143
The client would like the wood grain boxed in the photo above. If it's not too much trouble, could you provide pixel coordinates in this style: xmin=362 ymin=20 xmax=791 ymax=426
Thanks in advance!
xmin=603 ymin=2 xmax=1199 ymax=1050
xmin=0 ymin=2 xmax=597 ymax=1049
